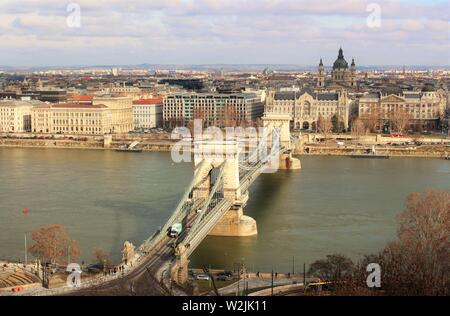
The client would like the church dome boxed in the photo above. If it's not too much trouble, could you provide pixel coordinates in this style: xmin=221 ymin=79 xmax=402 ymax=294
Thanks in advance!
xmin=333 ymin=48 xmax=348 ymax=69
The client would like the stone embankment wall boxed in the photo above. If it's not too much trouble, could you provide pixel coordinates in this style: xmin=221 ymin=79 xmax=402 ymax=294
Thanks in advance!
xmin=0 ymin=138 xmax=104 ymax=150
xmin=296 ymin=145 xmax=449 ymax=158
xmin=0 ymin=133 xmax=179 ymax=152
xmin=1 ymin=132 xmax=449 ymax=158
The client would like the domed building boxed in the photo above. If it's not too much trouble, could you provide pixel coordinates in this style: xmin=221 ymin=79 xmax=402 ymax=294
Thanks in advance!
xmin=317 ymin=48 xmax=357 ymax=89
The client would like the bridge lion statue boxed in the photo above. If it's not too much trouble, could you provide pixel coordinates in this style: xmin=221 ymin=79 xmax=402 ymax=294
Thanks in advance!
xmin=122 ymin=241 xmax=135 ymax=265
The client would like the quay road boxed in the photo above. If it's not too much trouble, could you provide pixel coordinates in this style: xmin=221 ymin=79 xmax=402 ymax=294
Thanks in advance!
xmin=11 ymin=235 xmax=179 ymax=296
xmin=73 ymin=237 xmax=178 ymax=296
xmin=217 ymin=275 xmax=318 ymax=296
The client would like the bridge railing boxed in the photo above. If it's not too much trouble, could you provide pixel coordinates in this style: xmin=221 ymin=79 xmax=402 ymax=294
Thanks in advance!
xmin=239 ymin=144 xmax=285 ymax=193
xmin=185 ymin=199 xmax=233 ymax=257
xmin=137 ymin=160 xmax=209 ymax=255
xmin=183 ymin=164 xmax=225 ymax=246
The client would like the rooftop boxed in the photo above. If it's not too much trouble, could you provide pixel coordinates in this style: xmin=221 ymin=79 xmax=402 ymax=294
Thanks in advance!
xmin=133 ymin=98 xmax=163 ymax=105
xmin=316 ymin=92 xmax=339 ymax=101
xmin=68 ymin=95 xmax=94 ymax=102
xmin=167 ymin=92 xmax=258 ymax=99
xmin=34 ymin=103 xmax=108 ymax=109
xmin=274 ymin=90 xmax=339 ymax=101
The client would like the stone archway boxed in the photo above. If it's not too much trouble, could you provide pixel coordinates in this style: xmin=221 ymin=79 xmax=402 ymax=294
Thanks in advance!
xmin=311 ymin=121 xmax=317 ymax=131
xmin=302 ymin=121 xmax=310 ymax=130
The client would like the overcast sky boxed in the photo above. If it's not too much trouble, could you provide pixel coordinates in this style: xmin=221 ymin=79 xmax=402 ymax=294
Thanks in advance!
xmin=0 ymin=0 xmax=448 ymax=67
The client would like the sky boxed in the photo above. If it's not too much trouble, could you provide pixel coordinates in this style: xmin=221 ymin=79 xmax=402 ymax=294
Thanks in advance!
xmin=0 ymin=0 xmax=448 ymax=67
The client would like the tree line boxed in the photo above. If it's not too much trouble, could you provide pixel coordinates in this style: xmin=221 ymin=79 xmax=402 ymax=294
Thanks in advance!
xmin=308 ymin=190 xmax=449 ymax=296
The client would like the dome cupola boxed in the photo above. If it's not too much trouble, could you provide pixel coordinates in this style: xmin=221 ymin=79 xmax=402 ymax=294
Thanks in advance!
xmin=333 ymin=47 xmax=348 ymax=69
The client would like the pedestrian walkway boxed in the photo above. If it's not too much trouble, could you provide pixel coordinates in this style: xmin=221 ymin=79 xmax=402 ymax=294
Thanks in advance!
xmin=217 ymin=275 xmax=315 ymax=296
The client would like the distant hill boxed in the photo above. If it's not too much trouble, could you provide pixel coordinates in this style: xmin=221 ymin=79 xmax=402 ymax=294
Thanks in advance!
xmin=0 ymin=64 xmax=448 ymax=73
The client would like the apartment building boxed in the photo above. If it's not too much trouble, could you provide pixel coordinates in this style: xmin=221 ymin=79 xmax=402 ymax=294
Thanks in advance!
xmin=163 ymin=93 xmax=264 ymax=128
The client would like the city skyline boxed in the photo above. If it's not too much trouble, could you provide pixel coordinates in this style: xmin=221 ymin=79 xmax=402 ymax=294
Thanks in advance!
xmin=0 ymin=0 xmax=448 ymax=67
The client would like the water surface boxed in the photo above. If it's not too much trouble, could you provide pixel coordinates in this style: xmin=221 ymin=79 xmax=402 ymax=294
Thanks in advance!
xmin=0 ymin=148 xmax=448 ymax=272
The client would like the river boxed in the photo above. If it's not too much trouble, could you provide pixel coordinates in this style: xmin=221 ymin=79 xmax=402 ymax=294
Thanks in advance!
xmin=0 ymin=148 xmax=448 ymax=272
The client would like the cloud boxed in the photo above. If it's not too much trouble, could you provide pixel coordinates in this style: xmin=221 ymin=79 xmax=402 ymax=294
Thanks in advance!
xmin=0 ymin=0 xmax=448 ymax=66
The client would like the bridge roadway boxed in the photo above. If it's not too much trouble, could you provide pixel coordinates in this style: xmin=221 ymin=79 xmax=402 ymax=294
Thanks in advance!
xmin=43 ymin=136 xmax=289 ymax=295
xmin=73 ymin=200 xmax=237 ymax=295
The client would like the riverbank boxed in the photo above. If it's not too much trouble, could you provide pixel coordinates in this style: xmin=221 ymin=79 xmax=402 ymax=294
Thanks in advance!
xmin=300 ymin=145 xmax=449 ymax=158
xmin=1 ymin=133 xmax=449 ymax=158
xmin=0 ymin=137 xmax=177 ymax=152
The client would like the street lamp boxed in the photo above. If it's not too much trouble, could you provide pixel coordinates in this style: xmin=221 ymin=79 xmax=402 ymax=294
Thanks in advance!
xmin=24 ymin=233 xmax=27 ymax=266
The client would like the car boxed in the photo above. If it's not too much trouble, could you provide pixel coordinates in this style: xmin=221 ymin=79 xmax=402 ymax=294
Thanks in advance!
xmin=217 ymin=271 xmax=233 ymax=277
xmin=195 ymin=274 xmax=210 ymax=281
xmin=216 ymin=275 xmax=231 ymax=281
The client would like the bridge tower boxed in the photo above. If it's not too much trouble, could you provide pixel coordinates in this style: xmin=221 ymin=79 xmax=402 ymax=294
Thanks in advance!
xmin=262 ymin=113 xmax=301 ymax=170
xmin=193 ymin=139 xmax=257 ymax=237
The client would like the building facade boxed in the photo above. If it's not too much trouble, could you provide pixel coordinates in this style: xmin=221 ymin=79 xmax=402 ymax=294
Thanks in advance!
xmin=31 ymin=103 xmax=112 ymax=135
xmin=265 ymin=88 xmax=351 ymax=130
xmin=0 ymin=100 xmax=35 ymax=132
xmin=132 ymin=98 xmax=163 ymax=129
xmin=163 ymin=93 xmax=264 ymax=128
xmin=358 ymin=84 xmax=447 ymax=131
xmin=93 ymin=96 xmax=134 ymax=133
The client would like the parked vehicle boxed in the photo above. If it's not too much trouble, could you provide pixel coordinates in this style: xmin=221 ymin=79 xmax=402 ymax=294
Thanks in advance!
xmin=216 ymin=275 xmax=231 ymax=281
xmin=217 ymin=271 xmax=233 ymax=277
xmin=168 ymin=223 xmax=182 ymax=238
xmin=195 ymin=274 xmax=210 ymax=281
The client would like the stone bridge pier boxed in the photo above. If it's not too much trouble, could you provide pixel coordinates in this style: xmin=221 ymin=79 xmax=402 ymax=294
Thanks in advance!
xmin=193 ymin=139 xmax=258 ymax=237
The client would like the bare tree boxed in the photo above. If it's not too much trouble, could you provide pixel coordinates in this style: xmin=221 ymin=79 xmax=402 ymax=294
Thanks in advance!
xmin=93 ymin=248 xmax=112 ymax=268
xmin=308 ymin=190 xmax=449 ymax=296
xmin=361 ymin=107 xmax=383 ymax=133
xmin=308 ymin=254 xmax=354 ymax=283
xmin=29 ymin=224 xmax=80 ymax=265
xmin=353 ymin=190 xmax=449 ymax=296
xmin=317 ymin=115 xmax=333 ymax=139
xmin=224 ymin=104 xmax=239 ymax=127
xmin=351 ymin=118 xmax=367 ymax=139
xmin=389 ymin=108 xmax=413 ymax=134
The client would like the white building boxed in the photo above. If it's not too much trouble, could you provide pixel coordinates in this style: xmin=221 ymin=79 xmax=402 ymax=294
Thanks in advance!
xmin=265 ymin=88 xmax=352 ymax=130
xmin=132 ymin=98 xmax=163 ymax=129
xmin=0 ymin=100 xmax=38 ymax=133
xmin=358 ymin=84 xmax=447 ymax=130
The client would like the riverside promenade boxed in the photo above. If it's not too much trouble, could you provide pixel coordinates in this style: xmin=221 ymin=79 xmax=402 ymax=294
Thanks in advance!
xmin=1 ymin=131 xmax=448 ymax=157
